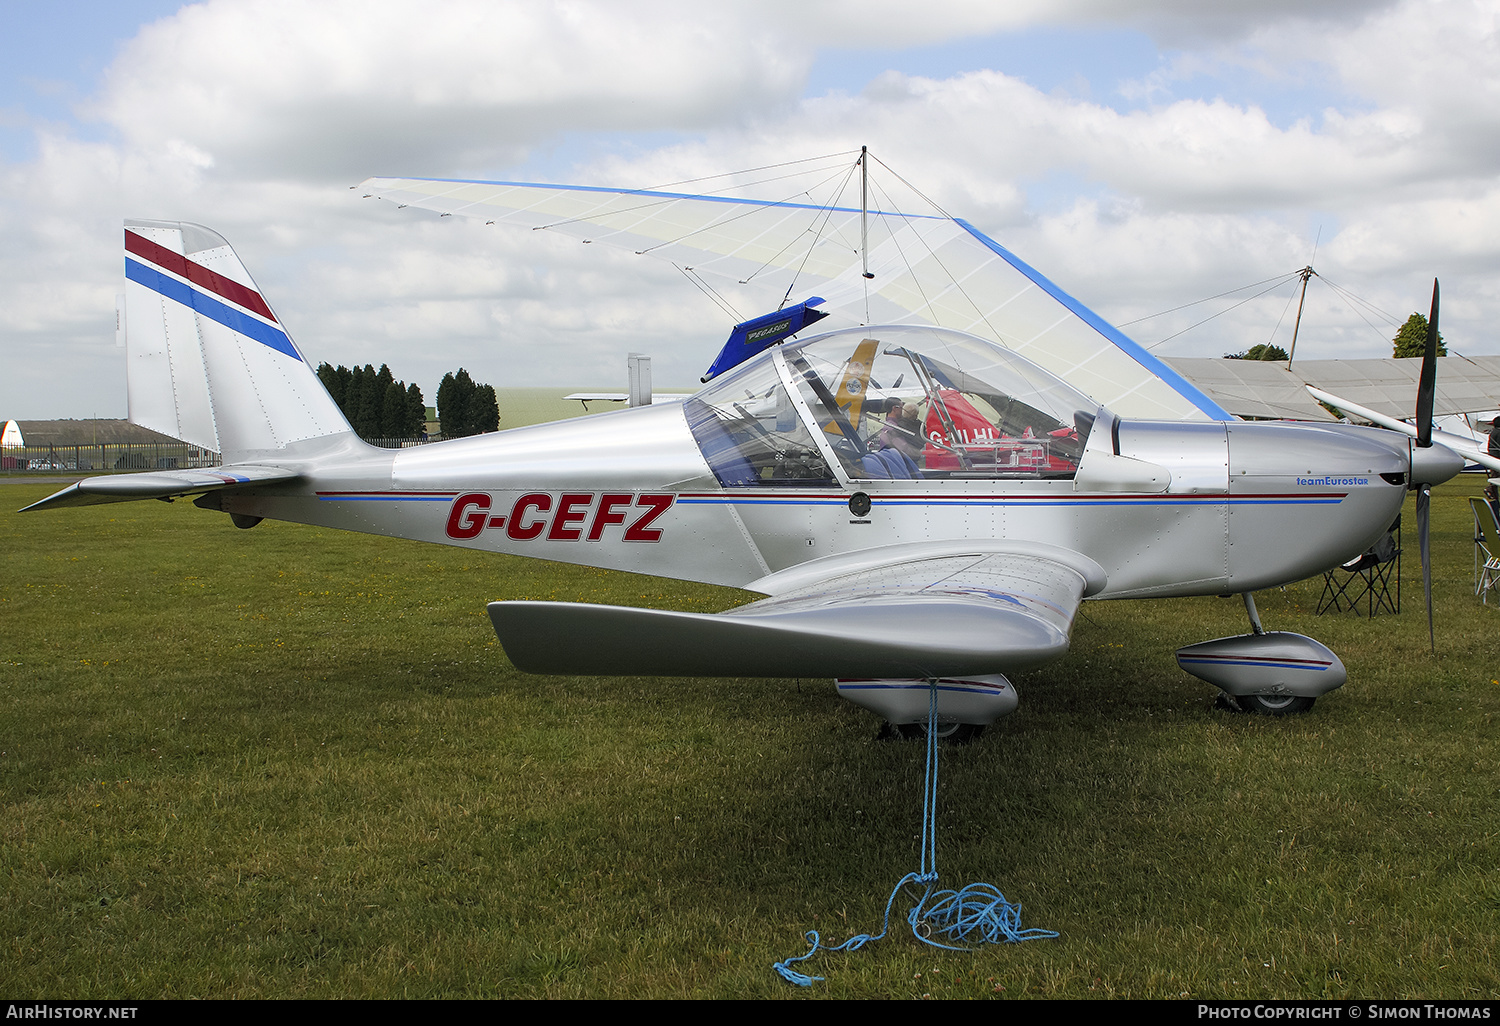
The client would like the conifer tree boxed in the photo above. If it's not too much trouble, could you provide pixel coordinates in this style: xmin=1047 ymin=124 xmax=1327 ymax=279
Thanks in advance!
xmin=470 ymin=383 xmax=499 ymax=434
xmin=437 ymin=368 xmax=499 ymax=438
xmin=315 ymin=362 xmax=426 ymax=439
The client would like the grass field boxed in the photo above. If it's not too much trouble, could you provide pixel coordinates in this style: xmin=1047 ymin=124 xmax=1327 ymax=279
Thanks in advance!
xmin=2 ymin=475 xmax=1497 ymax=999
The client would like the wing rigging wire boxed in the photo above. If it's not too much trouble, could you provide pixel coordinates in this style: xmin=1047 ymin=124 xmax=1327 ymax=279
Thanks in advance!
xmin=773 ymin=159 xmax=865 ymax=308
xmin=863 ymin=178 xmax=946 ymax=330
xmin=860 ymin=152 xmax=1026 ymax=346
xmin=675 ymin=263 xmax=742 ymax=321
xmin=605 ymin=149 xmax=859 ymax=196
xmin=1312 ymin=274 xmax=1487 ymax=374
xmin=1318 ymin=276 xmax=1397 ymax=325
xmin=1264 ymin=281 xmax=1303 ymax=348
xmin=1144 ymin=275 xmax=1306 ymax=351
xmin=1127 ymin=263 xmax=1451 ymax=360
xmin=867 ymin=151 xmax=958 ymax=221
xmin=526 ymin=156 xmax=859 ymax=240
xmin=1316 ymin=274 xmax=1409 ymax=346
xmin=633 ymin=163 xmax=860 ymax=259
xmin=1116 ymin=271 xmax=1302 ymax=328
xmin=865 ymin=174 xmax=1012 ymax=344
xmin=865 ymin=152 xmax=1003 ymax=335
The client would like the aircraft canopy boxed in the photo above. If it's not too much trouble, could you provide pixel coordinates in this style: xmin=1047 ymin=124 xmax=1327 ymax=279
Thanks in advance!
xmin=684 ymin=325 xmax=1098 ymax=485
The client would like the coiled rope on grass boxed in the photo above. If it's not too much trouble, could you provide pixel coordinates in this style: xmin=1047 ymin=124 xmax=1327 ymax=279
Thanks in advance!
xmin=773 ymin=680 xmax=1058 ymax=986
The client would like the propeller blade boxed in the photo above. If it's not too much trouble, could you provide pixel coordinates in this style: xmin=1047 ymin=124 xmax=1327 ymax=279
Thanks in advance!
xmin=1416 ymin=278 xmax=1439 ymax=448
xmin=1417 ymin=482 xmax=1434 ymax=653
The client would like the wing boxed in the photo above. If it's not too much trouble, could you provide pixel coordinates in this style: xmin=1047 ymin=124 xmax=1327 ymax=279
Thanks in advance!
xmin=358 ymin=172 xmax=1228 ymax=422
xmin=488 ymin=546 xmax=1104 ymax=678
xmin=19 ymin=465 xmax=301 ymax=512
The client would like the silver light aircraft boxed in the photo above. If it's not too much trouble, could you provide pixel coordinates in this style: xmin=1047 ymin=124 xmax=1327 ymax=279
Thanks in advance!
xmin=24 ymin=214 xmax=1465 ymax=731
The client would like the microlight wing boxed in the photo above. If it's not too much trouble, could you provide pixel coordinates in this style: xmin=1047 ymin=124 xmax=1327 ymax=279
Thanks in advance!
xmin=357 ymin=163 xmax=1229 ymax=423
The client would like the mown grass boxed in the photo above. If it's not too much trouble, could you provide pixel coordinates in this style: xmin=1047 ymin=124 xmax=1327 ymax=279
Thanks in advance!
xmin=492 ymin=387 xmax=616 ymax=430
xmin=1 ymin=478 xmax=1496 ymax=999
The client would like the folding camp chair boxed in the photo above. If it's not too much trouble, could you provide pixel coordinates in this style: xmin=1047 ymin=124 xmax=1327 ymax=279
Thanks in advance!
xmin=1317 ymin=515 xmax=1401 ymax=616
xmin=1471 ymin=497 xmax=1500 ymax=605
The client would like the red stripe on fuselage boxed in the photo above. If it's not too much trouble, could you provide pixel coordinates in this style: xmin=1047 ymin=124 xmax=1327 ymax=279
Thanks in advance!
xmin=125 ymin=229 xmax=277 ymax=323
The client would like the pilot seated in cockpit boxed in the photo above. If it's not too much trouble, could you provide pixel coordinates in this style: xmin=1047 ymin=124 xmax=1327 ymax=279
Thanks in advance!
xmin=860 ymin=402 xmax=924 ymax=479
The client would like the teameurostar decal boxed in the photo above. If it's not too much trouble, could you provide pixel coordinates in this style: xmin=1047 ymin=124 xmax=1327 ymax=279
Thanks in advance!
xmin=1297 ymin=476 xmax=1370 ymax=486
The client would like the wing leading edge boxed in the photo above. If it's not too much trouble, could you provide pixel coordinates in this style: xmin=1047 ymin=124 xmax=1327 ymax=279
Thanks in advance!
xmin=489 ymin=547 xmax=1104 ymax=678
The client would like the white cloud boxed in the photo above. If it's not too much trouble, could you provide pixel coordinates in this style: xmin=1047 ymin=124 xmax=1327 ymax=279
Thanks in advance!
xmin=3 ymin=0 xmax=1500 ymax=420
xmin=88 ymin=1 xmax=800 ymax=180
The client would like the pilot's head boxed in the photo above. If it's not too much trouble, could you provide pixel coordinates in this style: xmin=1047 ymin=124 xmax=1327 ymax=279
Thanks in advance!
xmin=879 ymin=403 xmax=923 ymax=457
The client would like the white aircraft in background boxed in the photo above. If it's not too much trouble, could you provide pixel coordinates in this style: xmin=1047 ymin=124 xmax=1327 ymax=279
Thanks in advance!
xmin=1307 ymin=388 xmax=1500 ymax=476
xmin=23 ymin=159 xmax=1466 ymax=732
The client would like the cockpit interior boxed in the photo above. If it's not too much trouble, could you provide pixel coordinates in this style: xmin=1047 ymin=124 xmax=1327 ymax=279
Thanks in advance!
xmin=684 ymin=325 xmax=1100 ymax=487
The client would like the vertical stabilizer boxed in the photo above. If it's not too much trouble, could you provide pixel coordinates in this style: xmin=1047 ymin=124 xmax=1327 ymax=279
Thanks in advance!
xmin=122 ymin=220 xmax=352 ymax=459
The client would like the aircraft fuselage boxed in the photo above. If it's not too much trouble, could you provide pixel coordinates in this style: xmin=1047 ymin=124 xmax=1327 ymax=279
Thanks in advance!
xmin=217 ymin=401 xmax=1410 ymax=602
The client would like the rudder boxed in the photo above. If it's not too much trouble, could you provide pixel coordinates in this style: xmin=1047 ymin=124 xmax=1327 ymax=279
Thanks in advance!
xmin=122 ymin=219 xmax=351 ymax=459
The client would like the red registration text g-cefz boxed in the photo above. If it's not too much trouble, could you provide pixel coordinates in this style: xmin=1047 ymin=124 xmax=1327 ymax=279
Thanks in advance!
xmin=445 ymin=492 xmax=674 ymax=542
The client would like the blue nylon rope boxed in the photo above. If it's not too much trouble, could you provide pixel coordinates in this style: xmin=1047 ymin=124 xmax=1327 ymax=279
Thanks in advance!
xmin=773 ymin=680 xmax=1058 ymax=986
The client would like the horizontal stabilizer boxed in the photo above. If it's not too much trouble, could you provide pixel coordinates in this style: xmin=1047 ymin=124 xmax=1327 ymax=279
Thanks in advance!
xmin=489 ymin=548 xmax=1096 ymax=678
xmin=20 ymin=465 xmax=300 ymax=512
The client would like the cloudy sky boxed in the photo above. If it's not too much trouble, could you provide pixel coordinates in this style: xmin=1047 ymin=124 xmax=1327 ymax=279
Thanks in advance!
xmin=3 ymin=0 xmax=1497 ymax=420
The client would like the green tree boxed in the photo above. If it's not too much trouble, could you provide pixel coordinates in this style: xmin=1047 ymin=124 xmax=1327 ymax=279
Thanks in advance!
xmin=406 ymin=383 xmax=428 ymax=438
xmin=348 ymin=364 xmax=379 ymax=437
xmin=316 ymin=363 xmax=345 ymax=407
xmin=470 ymin=383 xmax=499 ymax=434
xmin=436 ymin=368 xmax=499 ymax=438
xmin=1224 ymin=343 xmax=1289 ymax=361
xmin=380 ymin=378 xmax=409 ymax=437
xmin=437 ymin=369 xmax=472 ymax=439
xmin=316 ymin=362 xmax=425 ymax=439
xmin=1393 ymin=312 xmax=1445 ymax=358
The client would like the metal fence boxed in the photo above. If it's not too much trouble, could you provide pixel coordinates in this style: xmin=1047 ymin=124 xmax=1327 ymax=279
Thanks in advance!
xmin=363 ymin=437 xmax=433 ymax=449
xmin=2 ymin=436 xmax=435 ymax=473
xmin=2 ymin=442 xmax=221 ymax=473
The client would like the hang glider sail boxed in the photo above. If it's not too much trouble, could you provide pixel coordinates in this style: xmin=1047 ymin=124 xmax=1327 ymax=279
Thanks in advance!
xmin=357 ymin=152 xmax=1230 ymax=423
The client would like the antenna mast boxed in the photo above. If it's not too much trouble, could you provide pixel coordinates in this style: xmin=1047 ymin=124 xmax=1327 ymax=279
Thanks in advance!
xmin=1286 ymin=265 xmax=1317 ymax=367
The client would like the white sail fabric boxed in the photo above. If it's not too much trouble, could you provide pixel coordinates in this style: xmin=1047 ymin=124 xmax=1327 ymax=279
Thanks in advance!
xmin=358 ymin=171 xmax=1230 ymax=422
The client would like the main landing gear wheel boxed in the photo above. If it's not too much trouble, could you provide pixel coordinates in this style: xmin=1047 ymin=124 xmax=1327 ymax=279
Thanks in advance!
xmin=1235 ymin=693 xmax=1316 ymax=716
xmin=878 ymin=721 xmax=986 ymax=744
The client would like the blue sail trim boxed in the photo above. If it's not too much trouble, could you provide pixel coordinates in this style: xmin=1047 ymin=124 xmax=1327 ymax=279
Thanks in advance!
xmin=395 ymin=177 xmax=946 ymax=220
xmin=954 ymin=219 xmax=1233 ymax=421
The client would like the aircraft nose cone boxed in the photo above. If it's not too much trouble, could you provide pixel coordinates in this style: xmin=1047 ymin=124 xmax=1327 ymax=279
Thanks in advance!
xmin=1411 ymin=441 xmax=1465 ymax=487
